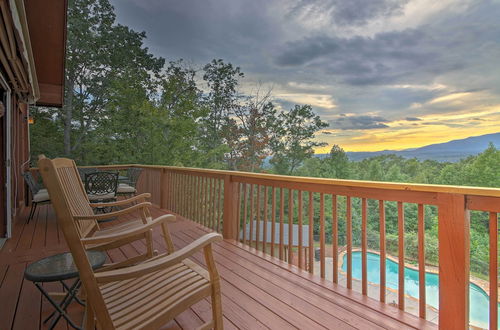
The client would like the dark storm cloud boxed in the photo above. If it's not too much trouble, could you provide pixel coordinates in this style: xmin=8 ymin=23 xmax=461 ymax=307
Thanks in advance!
xmin=329 ymin=115 xmax=390 ymax=130
xmin=111 ymin=0 xmax=281 ymax=67
xmin=289 ymin=0 xmax=409 ymax=26
xmin=405 ymin=117 xmax=421 ymax=121
xmin=274 ymin=29 xmax=461 ymax=86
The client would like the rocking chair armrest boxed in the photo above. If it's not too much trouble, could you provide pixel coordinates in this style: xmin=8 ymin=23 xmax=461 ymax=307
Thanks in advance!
xmin=74 ymin=202 xmax=152 ymax=221
xmin=95 ymin=232 xmax=222 ymax=283
xmin=81 ymin=214 xmax=176 ymax=245
xmin=89 ymin=193 xmax=151 ymax=208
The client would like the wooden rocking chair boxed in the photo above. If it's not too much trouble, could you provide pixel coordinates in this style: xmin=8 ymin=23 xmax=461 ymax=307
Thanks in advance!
xmin=37 ymin=156 xmax=175 ymax=270
xmin=38 ymin=156 xmax=224 ymax=329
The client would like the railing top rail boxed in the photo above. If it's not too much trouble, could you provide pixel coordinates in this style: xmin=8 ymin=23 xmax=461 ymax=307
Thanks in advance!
xmin=30 ymin=163 xmax=500 ymax=198
xmin=136 ymin=165 xmax=500 ymax=198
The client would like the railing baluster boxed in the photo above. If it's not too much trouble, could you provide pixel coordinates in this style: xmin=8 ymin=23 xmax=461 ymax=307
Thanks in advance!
xmin=243 ymin=183 xmax=248 ymax=244
xmin=187 ymin=174 xmax=190 ymax=216
xmin=288 ymin=189 xmax=294 ymax=264
xmin=165 ymin=171 xmax=169 ymax=210
xmin=182 ymin=174 xmax=186 ymax=216
xmin=279 ymin=187 xmax=284 ymax=260
xmin=235 ymin=182 xmax=241 ymax=238
xmin=271 ymin=187 xmax=276 ymax=257
xmin=346 ymin=196 xmax=352 ymax=289
xmin=398 ymin=201 xmax=405 ymax=310
xmin=212 ymin=177 xmax=217 ymax=230
xmin=207 ymin=177 xmax=212 ymax=229
xmin=309 ymin=191 xmax=314 ymax=274
xmin=242 ymin=184 xmax=248 ymax=244
xmin=179 ymin=174 xmax=183 ymax=216
xmin=170 ymin=172 xmax=175 ymax=213
xmin=263 ymin=186 xmax=268 ymax=253
xmin=169 ymin=171 xmax=173 ymax=211
xmin=332 ymin=194 xmax=338 ymax=283
xmin=199 ymin=176 xmax=203 ymax=225
xmin=490 ymin=211 xmax=498 ymax=330
xmin=178 ymin=173 xmax=182 ymax=214
xmin=298 ymin=190 xmax=303 ymax=269
xmin=218 ymin=178 xmax=223 ymax=232
xmin=379 ymin=200 xmax=386 ymax=303
xmin=320 ymin=192 xmax=325 ymax=278
xmin=361 ymin=197 xmax=368 ymax=295
xmin=205 ymin=176 xmax=209 ymax=226
xmin=189 ymin=174 xmax=193 ymax=220
xmin=196 ymin=175 xmax=201 ymax=224
xmin=199 ymin=176 xmax=204 ymax=225
xmin=250 ymin=184 xmax=255 ymax=248
xmin=206 ymin=176 xmax=210 ymax=226
xmin=173 ymin=173 xmax=178 ymax=213
xmin=256 ymin=185 xmax=261 ymax=251
xmin=192 ymin=175 xmax=195 ymax=218
xmin=418 ymin=204 xmax=426 ymax=319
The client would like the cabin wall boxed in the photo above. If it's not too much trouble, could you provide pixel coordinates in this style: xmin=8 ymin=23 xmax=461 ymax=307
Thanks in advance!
xmin=11 ymin=95 xmax=29 ymax=211
xmin=0 ymin=90 xmax=5 ymax=237
xmin=0 ymin=85 xmax=29 ymax=238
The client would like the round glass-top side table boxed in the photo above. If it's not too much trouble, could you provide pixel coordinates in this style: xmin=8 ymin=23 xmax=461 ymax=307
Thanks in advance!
xmin=24 ymin=250 xmax=106 ymax=330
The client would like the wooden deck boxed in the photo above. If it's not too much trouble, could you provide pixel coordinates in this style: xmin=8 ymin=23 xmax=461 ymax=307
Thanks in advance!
xmin=0 ymin=204 xmax=436 ymax=329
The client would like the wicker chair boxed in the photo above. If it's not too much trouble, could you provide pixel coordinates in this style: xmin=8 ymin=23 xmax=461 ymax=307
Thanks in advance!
xmin=22 ymin=172 xmax=50 ymax=223
xmin=38 ymin=156 xmax=224 ymax=329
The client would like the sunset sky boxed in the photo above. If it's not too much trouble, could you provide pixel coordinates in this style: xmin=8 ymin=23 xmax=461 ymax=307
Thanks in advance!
xmin=111 ymin=0 xmax=500 ymax=152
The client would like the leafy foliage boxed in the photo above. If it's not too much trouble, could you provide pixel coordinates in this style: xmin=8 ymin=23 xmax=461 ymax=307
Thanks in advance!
xmin=30 ymin=0 xmax=327 ymax=171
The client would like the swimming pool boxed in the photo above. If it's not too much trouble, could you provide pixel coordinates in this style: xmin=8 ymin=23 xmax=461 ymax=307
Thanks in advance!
xmin=341 ymin=251 xmax=499 ymax=328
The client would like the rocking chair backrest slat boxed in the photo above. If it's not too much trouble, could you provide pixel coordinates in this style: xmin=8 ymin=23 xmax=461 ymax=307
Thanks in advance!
xmin=38 ymin=156 xmax=113 ymax=327
xmin=57 ymin=166 xmax=97 ymax=238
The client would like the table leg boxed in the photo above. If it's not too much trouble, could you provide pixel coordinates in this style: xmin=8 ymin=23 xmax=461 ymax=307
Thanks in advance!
xmin=36 ymin=281 xmax=82 ymax=330
xmin=61 ymin=280 xmax=85 ymax=306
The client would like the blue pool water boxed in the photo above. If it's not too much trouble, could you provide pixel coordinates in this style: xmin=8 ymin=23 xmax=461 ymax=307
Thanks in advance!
xmin=341 ymin=251 xmax=499 ymax=328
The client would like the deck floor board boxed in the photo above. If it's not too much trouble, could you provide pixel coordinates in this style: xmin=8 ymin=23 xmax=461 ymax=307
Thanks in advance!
xmin=0 ymin=204 xmax=436 ymax=329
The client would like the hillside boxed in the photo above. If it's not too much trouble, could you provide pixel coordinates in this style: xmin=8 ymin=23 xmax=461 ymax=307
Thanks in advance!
xmin=335 ymin=132 xmax=500 ymax=162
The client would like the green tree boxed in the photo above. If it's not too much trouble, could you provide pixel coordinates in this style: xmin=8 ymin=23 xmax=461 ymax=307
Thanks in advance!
xmin=464 ymin=143 xmax=500 ymax=187
xmin=62 ymin=0 xmax=164 ymax=162
xmin=269 ymin=105 xmax=328 ymax=175
xmin=200 ymin=59 xmax=244 ymax=167
xmin=229 ymin=92 xmax=277 ymax=171
xmin=324 ymin=144 xmax=350 ymax=178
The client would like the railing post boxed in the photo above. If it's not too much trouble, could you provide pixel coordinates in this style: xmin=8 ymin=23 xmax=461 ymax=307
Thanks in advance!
xmin=222 ymin=175 xmax=238 ymax=240
xmin=438 ymin=193 xmax=470 ymax=329
xmin=160 ymin=168 xmax=167 ymax=210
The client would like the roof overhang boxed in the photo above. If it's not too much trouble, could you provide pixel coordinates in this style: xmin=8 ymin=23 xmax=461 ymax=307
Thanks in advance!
xmin=24 ymin=0 xmax=67 ymax=107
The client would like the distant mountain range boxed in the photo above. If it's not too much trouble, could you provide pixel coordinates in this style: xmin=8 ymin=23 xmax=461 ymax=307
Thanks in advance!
xmin=319 ymin=132 xmax=500 ymax=162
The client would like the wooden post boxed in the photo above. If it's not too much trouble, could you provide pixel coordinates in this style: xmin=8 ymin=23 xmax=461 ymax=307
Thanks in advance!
xmin=438 ymin=193 xmax=470 ymax=329
xmin=160 ymin=169 xmax=167 ymax=210
xmin=222 ymin=175 xmax=238 ymax=240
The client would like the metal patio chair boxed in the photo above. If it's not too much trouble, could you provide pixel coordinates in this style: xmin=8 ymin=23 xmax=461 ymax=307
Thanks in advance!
xmin=22 ymin=172 xmax=50 ymax=223
xmin=117 ymin=167 xmax=143 ymax=196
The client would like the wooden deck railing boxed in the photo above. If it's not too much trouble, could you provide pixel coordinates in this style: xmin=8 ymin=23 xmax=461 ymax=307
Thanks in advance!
xmin=31 ymin=164 xmax=499 ymax=329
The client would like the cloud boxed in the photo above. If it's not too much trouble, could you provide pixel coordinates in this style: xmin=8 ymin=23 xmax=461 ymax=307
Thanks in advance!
xmin=288 ymin=0 xmax=409 ymax=27
xmin=273 ymin=28 xmax=466 ymax=87
xmin=329 ymin=115 xmax=390 ymax=130
xmin=405 ymin=117 xmax=421 ymax=121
